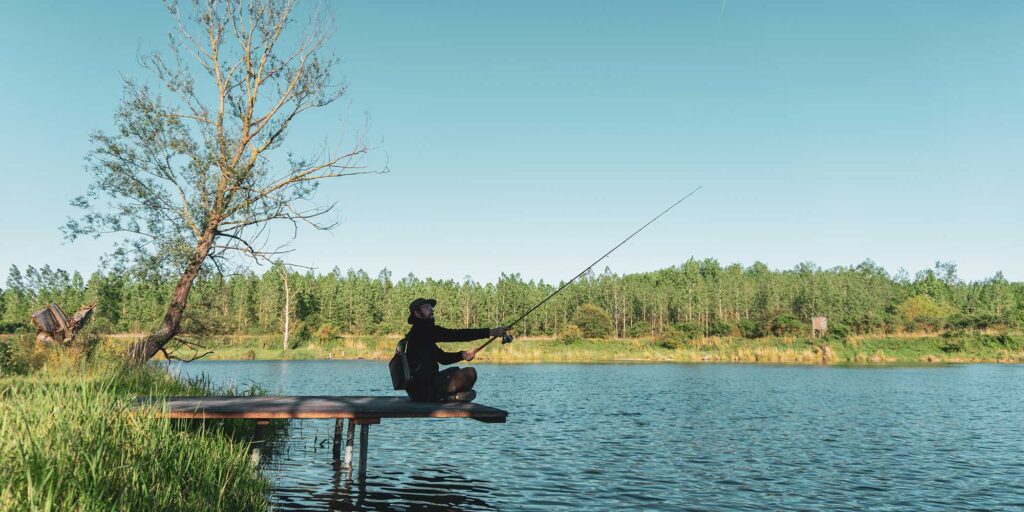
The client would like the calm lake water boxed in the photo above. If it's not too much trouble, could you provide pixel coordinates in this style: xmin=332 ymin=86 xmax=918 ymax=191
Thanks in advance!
xmin=168 ymin=361 xmax=1024 ymax=511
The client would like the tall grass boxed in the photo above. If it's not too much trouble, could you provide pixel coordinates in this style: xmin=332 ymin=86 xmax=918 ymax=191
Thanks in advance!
xmin=101 ymin=332 xmax=1024 ymax=364
xmin=0 ymin=348 xmax=271 ymax=511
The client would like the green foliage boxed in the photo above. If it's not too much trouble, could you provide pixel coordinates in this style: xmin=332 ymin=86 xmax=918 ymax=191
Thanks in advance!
xmin=941 ymin=336 xmax=967 ymax=353
xmin=315 ymin=323 xmax=338 ymax=342
xmin=674 ymin=322 xmax=702 ymax=340
xmin=296 ymin=321 xmax=313 ymax=341
xmin=573 ymin=304 xmax=613 ymax=338
xmin=947 ymin=313 xmax=1000 ymax=331
xmin=559 ymin=324 xmax=583 ymax=345
xmin=1003 ymin=310 xmax=1024 ymax=329
xmin=707 ymin=320 xmax=732 ymax=337
xmin=825 ymin=323 xmax=851 ymax=341
xmin=941 ymin=333 xmax=1022 ymax=354
xmin=2 ymin=257 xmax=1022 ymax=342
xmin=994 ymin=333 xmax=1021 ymax=349
xmin=897 ymin=294 xmax=955 ymax=331
xmin=0 ymin=337 xmax=30 ymax=376
xmin=658 ymin=337 xmax=681 ymax=350
xmin=89 ymin=317 xmax=116 ymax=334
xmin=626 ymin=321 xmax=651 ymax=338
xmin=0 ymin=321 xmax=27 ymax=334
xmin=736 ymin=318 xmax=765 ymax=339
xmin=0 ymin=362 xmax=271 ymax=510
xmin=770 ymin=314 xmax=804 ymax=337
xmin=852 ymin=313 xmax=885 ymax=335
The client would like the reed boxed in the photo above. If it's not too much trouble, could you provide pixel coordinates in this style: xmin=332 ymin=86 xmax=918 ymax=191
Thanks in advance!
xmin=93 ymin=332 xmax=1024 ymax=364
xmin=0 ymin=358 xmax=271 ymax=511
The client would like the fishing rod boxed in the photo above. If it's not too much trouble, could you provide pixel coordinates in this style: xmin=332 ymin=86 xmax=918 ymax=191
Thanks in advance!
xmin=474 ymin=186 xmax=703 ymax=353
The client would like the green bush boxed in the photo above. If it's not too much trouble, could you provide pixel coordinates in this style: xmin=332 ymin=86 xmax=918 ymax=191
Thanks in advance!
xmin=658 ymin=338 xmax=681 ymax=350
xmin=707 ymin=320 xmax=732 ymax=337
xmin=559 ymin=324 xmax=583 ymax=345
xmin=674 ymin=322 xmax=702 ymax=340
xmin=938 ymin=334 xmax=1020 ymax=353
xmin=1003 ymin=311 xmax=1024 ymax=329
xmin=825 ymin=323 xmax=851 ymax=341
xmin=770 ymin=314 xmax=804 ymax=336
xmin=315 ymin=323 xmax=338 ymax=342
xmin=573 ymin=304 xmax=613 ymax=338
xmin=853 ymin=313 xmax=884 ymax=335
xmin=897 ymin=295 xmax=955 ymax=332
xmin=942 ymin=338 xmax=967 ymax=353
xmin=994 ymin=333 xmax=1021 ymax=349
xmin=737 ymin=318 xmax=765 ymax=339
xmin=626 ymin=321 xmax=651 ymax=338
xmin=948 ymin=313 xmax=1000 ymax=331
xmin=0 ymin=321 xmax=28 ymax=334
xmin=88 ymin=317 xmax=116 ymax=334
xmin=297 ymin=321 xmax=313 ymax=340
xmin=0 ymin=337 xmax=30 ymax=376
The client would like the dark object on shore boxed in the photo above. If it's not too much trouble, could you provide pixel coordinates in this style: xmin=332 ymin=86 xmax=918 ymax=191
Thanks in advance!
xmin=30 ymin=303 xmax=95 ymax=345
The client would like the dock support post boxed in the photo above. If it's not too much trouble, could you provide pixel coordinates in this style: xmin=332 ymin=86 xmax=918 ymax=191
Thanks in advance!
xmin=251 ymin=420 xmax=269 ymax=465
xmin=332 ymin=418 xmax=343 ymax=460
xmin=358 ymin=423 xmax=369 ymax=480
xmin=344 ymin=419 xmax=356 ymax=471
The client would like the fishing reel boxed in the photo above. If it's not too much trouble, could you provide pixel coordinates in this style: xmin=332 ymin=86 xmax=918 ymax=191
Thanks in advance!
xmin=501 ymin=333 xmax=514 ymax=344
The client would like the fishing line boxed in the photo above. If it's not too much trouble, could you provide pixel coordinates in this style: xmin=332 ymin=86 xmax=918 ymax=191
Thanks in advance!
xmin=474 ymin=186 xmax=703 ymax=353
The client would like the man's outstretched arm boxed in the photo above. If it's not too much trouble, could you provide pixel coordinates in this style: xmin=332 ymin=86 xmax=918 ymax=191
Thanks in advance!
xmin=432 ymin=326 xmax=490 ymax=342
xmin=433 ymin=325 xmax=511 ymax=342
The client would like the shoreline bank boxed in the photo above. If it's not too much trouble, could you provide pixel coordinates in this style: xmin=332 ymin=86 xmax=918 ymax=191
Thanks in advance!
xmin=122 ymin=332 xmax=1024 ymax=365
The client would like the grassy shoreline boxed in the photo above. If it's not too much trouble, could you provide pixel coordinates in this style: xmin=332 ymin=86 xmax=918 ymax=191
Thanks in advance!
xmin=96 ymin=332 xmax=1024 ymax=364
xmin=1 ymin=332 xmax=1019 ymax=508
xmin=0 ymin=346 xmax=272 ymax=510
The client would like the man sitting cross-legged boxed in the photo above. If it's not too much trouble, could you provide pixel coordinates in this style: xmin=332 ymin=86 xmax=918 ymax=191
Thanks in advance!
xmin=402 ymin=298 xmax=509 ymax=402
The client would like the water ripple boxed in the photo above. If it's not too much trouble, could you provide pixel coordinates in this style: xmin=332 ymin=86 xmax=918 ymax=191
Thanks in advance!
xmin=168 ymin=361 xmax=1024 ymax=511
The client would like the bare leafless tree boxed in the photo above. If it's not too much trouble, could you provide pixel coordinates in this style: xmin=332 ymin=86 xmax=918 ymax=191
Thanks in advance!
xmin=64 ymin=0 xmax=384 ymax=362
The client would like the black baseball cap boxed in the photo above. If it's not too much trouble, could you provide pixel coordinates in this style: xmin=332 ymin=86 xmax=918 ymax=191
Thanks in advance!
xmin=407 ymin=298 xmax=437 ymax=324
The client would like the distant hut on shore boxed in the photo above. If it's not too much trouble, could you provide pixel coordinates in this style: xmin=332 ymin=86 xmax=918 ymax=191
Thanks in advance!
xmin=811 ymin=316 xmax=827 ymax=338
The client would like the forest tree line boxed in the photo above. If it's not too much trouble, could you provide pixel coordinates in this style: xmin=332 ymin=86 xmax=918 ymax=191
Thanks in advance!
xmin=2 ymin=259 xmax=1022 ymax=340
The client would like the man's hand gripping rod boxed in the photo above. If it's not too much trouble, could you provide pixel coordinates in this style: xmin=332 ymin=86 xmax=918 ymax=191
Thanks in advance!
xmin=474 ymin=186 xmax=702 ymax=354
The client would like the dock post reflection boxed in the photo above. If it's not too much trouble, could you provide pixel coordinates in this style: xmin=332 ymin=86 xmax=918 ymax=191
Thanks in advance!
xmin=331 ymin=418 xmax=342 ymax=460
xmin=326 ymin=458 xmax=367 ymax=511
xmin=250 ymin=419 xmax=269 ymax=465
xmin=344 ymin=419 xmax=355 ymax=477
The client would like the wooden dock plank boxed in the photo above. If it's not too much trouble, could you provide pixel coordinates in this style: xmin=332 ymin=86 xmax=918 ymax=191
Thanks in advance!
xmin=135 ymin=396 xmax=508 ymax=423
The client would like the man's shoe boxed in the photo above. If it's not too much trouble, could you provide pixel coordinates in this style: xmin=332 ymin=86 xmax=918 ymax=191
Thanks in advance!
xmin=443 ymin=390 xmax=477 ymax=402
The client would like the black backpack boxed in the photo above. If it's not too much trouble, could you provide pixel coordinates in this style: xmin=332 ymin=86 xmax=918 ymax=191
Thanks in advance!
xmin=388 ymin=337 xmax=412 ymax=390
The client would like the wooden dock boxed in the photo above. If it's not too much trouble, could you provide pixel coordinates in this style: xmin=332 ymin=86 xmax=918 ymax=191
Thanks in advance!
xmin=135 ymin=396 xmax=507 ymax=481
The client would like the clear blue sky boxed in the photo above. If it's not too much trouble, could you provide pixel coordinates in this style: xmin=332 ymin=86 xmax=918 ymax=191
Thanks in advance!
xmin=1 ymin=1 xmax=1021 ymax=285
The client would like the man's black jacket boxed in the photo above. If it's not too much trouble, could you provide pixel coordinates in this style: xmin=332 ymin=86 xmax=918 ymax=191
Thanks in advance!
xmin=404 ymin=318 xmax=489 ymax=391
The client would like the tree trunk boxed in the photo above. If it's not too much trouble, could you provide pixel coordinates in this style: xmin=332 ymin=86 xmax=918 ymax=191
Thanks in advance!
xmin=282 ymin=269 xmax=291 ymax=351
xmin=125 ymin=232 xmax=214 ymax=363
